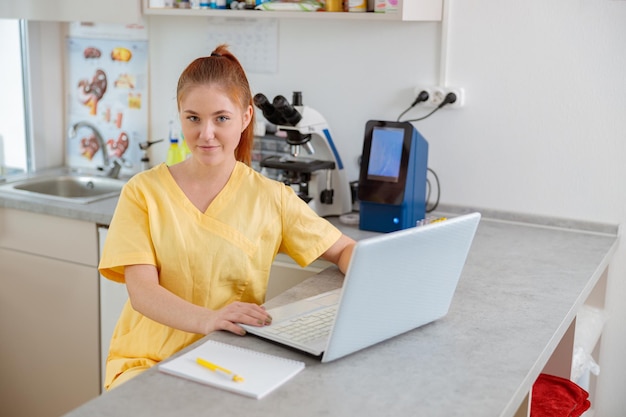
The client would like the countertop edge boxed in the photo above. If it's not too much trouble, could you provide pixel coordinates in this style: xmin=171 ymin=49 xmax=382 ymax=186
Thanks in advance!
xmin=435 ymin=203 xmax=619 ymax=236
xmin=0 ymin=193 xmax=117 ymax=225
xmin=0 ymin=191 xmax=620 ymax=236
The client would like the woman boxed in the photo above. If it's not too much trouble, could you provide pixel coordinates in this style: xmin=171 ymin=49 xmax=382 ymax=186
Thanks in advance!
xmin=99 ymin=44 xmax=355 ymax=390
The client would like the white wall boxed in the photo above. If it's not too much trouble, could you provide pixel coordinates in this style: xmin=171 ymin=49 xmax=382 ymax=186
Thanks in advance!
xmin=28 ymin=21 xmax=65 ymax=170
xmin=433 ymin=1 xmax=626 ymax=224
xmin=146 ymin=15 xmax=440 ymax=180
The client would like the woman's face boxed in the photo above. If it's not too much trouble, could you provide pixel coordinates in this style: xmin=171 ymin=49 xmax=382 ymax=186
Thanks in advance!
xmin=179 ymin=84 xmax=252 ymax=169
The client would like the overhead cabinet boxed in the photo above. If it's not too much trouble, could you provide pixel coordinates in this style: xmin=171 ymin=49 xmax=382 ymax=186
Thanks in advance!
xmin=0 ymin=0 xmax=142 ymax=23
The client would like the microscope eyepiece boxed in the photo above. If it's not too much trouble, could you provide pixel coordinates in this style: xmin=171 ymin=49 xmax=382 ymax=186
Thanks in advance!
xmin=292 ymin=91 xmax=303 ymax=106
xmin=253 ymin=93 xmax=288 ymax=126
xmin=253 ymin=93 xmax=272 ymax=110
xmin=273 ymin=95 xmax=302 ymax=127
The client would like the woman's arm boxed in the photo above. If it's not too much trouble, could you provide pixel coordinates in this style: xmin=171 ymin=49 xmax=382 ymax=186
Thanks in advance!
xmin=320 ymin=234 xmax=356 ymax=274
xmin=124 ymin=264 xmax=272 ymax=336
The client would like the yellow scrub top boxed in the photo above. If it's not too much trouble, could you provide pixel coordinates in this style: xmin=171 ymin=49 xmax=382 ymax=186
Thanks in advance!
xmin=99 ymin=162 xmax=341 ymax=389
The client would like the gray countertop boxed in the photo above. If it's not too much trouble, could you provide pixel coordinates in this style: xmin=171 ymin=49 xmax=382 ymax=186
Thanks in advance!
xmin=0 ymin=171 xmax=620 ymax=416
xmin=0 ymin=192 xmax=118 ymax=225
xmin=59 ymin=212 xmax=617 ymax=417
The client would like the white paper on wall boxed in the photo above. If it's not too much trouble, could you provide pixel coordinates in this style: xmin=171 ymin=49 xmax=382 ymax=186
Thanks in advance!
xmin=205 ymin=17 xmax=278 ymax=74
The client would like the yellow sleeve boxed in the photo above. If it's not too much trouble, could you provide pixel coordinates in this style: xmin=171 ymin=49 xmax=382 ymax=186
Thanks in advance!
xmin=278 ymin=185 xmax=342 ymax=267
xmin=98 ymin=178 xmax=157 ymax=283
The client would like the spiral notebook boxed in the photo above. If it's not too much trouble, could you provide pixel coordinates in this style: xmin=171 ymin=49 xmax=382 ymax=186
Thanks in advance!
xmin=158 ymin=340 xmax=305 ymax=399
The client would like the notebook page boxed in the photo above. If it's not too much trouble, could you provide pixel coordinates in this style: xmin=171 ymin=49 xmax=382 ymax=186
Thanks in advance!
xmin=158 ymin=340 xmax=305 ymax=399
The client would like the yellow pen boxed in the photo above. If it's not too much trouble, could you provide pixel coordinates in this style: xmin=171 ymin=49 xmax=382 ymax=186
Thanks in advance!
xmin=196 ymin=357 xmax=244 ymax=383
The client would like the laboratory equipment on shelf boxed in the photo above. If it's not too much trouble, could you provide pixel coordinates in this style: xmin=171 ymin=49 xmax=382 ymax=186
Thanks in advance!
xmin=357 ymin=120 xmax=429 ymax=233
xmin=254 ymin=91 xmax=352 ymax=217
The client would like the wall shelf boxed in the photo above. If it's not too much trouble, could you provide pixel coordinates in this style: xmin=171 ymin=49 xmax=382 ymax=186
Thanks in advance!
xmin=143 ymin=0 xmax=443 ymax=22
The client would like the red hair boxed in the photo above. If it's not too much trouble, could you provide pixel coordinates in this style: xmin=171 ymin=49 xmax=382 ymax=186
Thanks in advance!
xmin=176 ymin=44 xmax=255 ymax=165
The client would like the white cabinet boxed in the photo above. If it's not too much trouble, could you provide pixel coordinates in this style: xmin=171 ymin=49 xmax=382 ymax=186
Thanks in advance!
xmin=0 ymin=0 xmax=142 ymax=23
xmin=512 ymin=266 xmax=610 ymax=417
xmin=143 ymin=0 xmax=442 ymax=21
xmin=98 ymin=226 xmax=129 ymax=392
xmin=0 ymin=208 xmax=100 ymax=417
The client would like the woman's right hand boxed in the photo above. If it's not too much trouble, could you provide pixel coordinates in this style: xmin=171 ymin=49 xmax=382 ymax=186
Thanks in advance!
xmin=206 ymin=302 xmax=272 ymax=336
xmin=125 ymin=264 xmax=272 ymax=336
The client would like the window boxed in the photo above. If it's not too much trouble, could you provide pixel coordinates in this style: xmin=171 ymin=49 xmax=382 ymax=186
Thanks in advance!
xmin=0 ymin=19 xmax=29 ymax=177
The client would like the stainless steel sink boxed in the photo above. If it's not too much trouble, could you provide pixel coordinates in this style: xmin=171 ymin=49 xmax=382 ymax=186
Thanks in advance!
xmin=0 ymin=174 xmax=125 ymax=204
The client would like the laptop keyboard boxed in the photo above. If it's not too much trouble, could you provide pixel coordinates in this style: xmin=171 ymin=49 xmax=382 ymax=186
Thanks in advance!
xmin=264 ymin=305 xmax=337 ymax=344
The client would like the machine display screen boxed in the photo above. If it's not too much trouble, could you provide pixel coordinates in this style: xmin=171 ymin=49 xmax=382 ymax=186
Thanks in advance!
xmin=366 ymin=126 xmax=404 ymax=183
xmin=358 ymin=120 xmax=416 ymax=206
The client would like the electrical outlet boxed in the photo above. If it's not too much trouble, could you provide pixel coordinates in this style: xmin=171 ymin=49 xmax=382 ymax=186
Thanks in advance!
xmin=414 ymin=86 xmax=465 ymax=109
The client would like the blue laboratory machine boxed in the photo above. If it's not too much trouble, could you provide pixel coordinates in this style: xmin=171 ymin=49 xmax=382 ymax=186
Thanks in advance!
xmin=358 ymin=120 xmax=429 ymax=233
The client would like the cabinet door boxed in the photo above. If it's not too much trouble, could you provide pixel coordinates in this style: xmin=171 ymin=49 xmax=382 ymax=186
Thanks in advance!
xmin=0 ymin=0 xmax=141 ymax=23
xmin=0 ymin=248 xmax=100 ymax=417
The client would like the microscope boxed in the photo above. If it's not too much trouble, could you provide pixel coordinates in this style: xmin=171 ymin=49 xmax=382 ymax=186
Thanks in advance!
xmin=254 ymin=92 xmax=352 ymax=217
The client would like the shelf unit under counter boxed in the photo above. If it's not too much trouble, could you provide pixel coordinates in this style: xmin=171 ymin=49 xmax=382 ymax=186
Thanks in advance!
xmin=142 ymin=0 xmax=443 ymax=22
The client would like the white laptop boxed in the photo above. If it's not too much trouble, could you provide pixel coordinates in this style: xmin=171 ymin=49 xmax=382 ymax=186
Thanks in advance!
xmin=241 ymin=212 xmax=481 ymax=363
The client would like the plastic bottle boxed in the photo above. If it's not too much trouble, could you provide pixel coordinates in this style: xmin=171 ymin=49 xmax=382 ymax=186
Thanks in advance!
xmin=166 ymin=135 xmax=183 ymax=166
xmin=180 ymin=132 xmax=192 ymax=160
xmin=349 ymin=0 xmax=366 ymax=12
xmin=385 ymin=0 xmax=398 ymax=13
xmin=325 ymin=0 xmax=342 ymax=12
xmin=165 ymin=120 xmax=187 ymax=166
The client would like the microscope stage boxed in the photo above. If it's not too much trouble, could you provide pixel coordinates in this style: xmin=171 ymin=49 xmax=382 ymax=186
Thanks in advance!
xmin=260 ymin=155 xmax=336 ymax=173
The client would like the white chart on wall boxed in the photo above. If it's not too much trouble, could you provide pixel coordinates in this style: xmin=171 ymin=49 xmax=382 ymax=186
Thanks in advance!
xmin=205 ymin=18 xmax=278 ymax=74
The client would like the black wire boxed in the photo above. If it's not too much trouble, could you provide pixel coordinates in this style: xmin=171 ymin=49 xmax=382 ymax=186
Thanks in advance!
xmin=408 ymin=93 xmax=457 ymax=122
xmin=396 ymin=105 xmax=415 ymax=122
xmin=425 ymin=167 xmax=440 ymax=213
xmin=400 ymin=105 xmax=442 ymax=123
xmin=395 ymin=94 xmax=442 ymax=212
xmin=397 ymin=91 xmax=430 ymax=122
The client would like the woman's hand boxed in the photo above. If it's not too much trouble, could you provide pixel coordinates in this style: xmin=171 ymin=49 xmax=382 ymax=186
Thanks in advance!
xmin=207 ymin=302 xmax=272 ymax=336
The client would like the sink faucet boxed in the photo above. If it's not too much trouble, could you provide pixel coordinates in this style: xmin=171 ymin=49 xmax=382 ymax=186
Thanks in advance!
xmin=68 ymin=121 xmax=121 ymax=178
